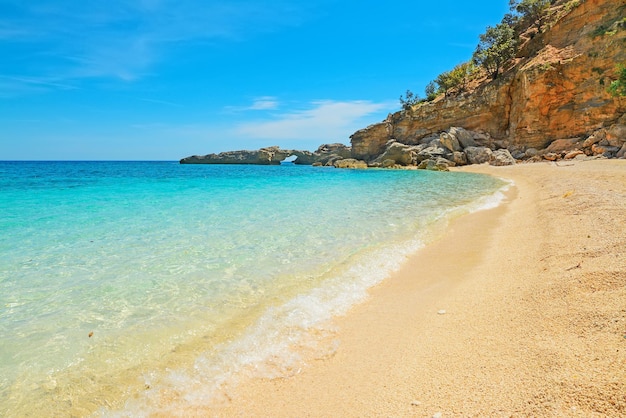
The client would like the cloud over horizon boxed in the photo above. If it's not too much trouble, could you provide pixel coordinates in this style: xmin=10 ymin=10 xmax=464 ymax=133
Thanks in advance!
xmin=234 ymin=100 xmax=393 ymax=142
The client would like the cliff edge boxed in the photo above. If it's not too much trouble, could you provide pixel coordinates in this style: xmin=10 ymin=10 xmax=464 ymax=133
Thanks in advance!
xmin=351 ymin=0 xmax=626 ymax=165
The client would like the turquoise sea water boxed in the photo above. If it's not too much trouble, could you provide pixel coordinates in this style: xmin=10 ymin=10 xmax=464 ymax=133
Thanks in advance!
xmin=0 ymin=161 xmax=506 ymax=416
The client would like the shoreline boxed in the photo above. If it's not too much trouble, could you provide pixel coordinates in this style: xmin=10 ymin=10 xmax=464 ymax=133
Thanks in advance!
xmin=203 ymin=159 xmax=626 ymax=417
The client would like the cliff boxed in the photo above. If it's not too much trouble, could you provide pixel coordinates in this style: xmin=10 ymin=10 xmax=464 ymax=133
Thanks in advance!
xmin=180 ymin=144 xmax=352 ymax=165
xmin=351 ymin=0 xmax=626 ymax=163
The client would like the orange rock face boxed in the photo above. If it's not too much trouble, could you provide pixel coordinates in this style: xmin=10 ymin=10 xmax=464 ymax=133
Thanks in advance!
xmin=351 ymin=0 xmax=626 ymax=160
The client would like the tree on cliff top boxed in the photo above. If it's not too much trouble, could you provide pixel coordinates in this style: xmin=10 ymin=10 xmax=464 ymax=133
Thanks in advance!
xmin=435 ymin=62 xmax=476 ymax=96
xmin=399 ymin=89 xmax=421 ymax=110
xmin=472 ymin=23 xmax=517 ymax=80
xmin=510 ymin=0 xmax=551 ymax=32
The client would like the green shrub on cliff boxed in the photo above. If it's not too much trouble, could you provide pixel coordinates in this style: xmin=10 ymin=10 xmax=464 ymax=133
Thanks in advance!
xmin=472 ymin=23 xmax=517 ymax=80
xmin=509 ymin=0 xmax=551 ymax=32
xmin=435 ymin=62 xmax=476 ymax=96
xmin=425 ymin=81 xmax=437 ymax=101
xmin=399 ymin=89 xmax=421 ymax=110
xmin=608 ymin=64 xmax=626 ymax=97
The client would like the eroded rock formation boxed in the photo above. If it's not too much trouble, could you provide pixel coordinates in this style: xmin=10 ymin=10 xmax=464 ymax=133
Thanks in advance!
xmin=180 ymin=144 xmax=351 ymax=165
xmin=350 ymin=0 xmax=626 ymax=165
xmin=182 ymin=0 xmax=625 ymax=170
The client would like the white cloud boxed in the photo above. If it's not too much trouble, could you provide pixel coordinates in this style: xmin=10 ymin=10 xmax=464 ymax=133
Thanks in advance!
xmin=224 ymin=96 xmax=280 ymax=112
xmin=248 ymin=97 xmax=279 ymax=110
xmin=234 ymin=100 xmax=392 ymax=142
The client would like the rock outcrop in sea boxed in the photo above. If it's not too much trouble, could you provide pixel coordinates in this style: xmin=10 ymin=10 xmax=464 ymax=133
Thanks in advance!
xmin=180 ymin=144 xmax=351 ymax=165
xmin=182 ymin=0 xmax=625 ymax=170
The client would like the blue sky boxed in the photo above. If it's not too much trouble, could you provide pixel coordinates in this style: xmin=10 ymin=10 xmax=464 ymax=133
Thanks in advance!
xmin=1 ymin=0 xmax=509 ymax=160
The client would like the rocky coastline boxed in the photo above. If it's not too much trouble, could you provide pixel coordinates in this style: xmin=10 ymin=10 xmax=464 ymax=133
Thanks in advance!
xmin=181 ymin=0 xmax=625 ymax=171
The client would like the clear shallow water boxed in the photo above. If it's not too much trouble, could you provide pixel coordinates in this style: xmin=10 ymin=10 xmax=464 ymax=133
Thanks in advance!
xmin=0 ymin=161 xmax=506 ymax=416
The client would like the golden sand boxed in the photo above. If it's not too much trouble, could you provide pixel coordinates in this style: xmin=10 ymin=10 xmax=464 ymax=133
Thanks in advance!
xmin=202 ymin=159 xmax=626 ymax=417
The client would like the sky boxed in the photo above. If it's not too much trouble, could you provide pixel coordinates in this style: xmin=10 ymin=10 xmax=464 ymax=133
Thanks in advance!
xmin=1 ymin=0 xmax=510 ymax=160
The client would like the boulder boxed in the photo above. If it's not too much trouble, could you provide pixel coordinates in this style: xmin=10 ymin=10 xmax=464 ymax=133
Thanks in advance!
xmin=334 ymin=158 xmax=368 ymax=169
xmin=606 ymin=124 xmax=626 ymax=147
xmin=436 ymin=157 xmax=455 ymax=168
xmin=464 ymin=146 xmax=493 ymax=165
xmin=417 ymin=158 xmax=450 ymax=171
xmin=449 ymin=127 xmax=477 ymax=148
xmin=591 ymin=144 xmax=621 ymax=157
xmin=374 ymin=142 xmax=416 ymax=166
xmin=582 ymin=130 xmax=606 ymax=148
xmin=564 ymin=150 xmax=584 ymax=159
xmin=451 ymin=151 xmax=468 ymax=166
xmin=525 ymin=148 xmax=538 ymax=158
xmin=417 ymin=145 xmax=450 ymax=162
xmin=546 ymin=138 xmax=583 ymax=154
xmin=491 ymin=149 xmax=516 ymax=166
xmin=315 ymin=143 xmax=352 ymax=157
xmin=440 ymin=132 xmax=462 ymax=152
xmin=418 ymin=134 xmax=440 ymax=145
xmin=543 ymin=152 xmax=559 ymax=161
xmin=471 ymin=131 xmax=497 ymax=149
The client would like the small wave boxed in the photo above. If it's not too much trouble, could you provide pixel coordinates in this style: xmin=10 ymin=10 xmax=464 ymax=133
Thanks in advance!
xmin=102 ymin=237 xmax=425 ymax=416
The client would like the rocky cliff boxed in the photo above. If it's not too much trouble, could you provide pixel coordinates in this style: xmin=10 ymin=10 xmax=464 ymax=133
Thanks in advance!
xmin=180 ymin=144 xmax=351 ymax=165
xmin=351 ymin=0 xmax=626 ymax=164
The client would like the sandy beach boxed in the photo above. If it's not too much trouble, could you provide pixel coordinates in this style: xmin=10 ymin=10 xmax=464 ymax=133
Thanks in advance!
xmin=204 ymin=159 xmax=625 ymax=417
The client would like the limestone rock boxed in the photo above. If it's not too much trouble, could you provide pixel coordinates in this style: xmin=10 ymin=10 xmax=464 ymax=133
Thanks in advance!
xmin=417 ymin=145 xmax=450 ymax=162
xmin=417 ymin=158 xmax=450 ymax=171
xmin=546 ymin=138 xmax=583 ymax=154
xmin=582 ymin=130 xmax=606 ymax=148
xmin=464 ymin=146 xmax=493 ymax=165
xmin=451 ymin=151 xmax=468 ymax=166
xmin=525 ymin=148 xmax=538 ymax=158
xmin=180 ymin=146 xmax=302 ymax=165
xmin=449 ymin=127 xmax=477 ymax=149
xmin=606 ymin=125 xmax=626 ymax=147
xmin=334 ymin=159 xmax=368 ymax=169
xmin=350 ymin=123 xmax=390 ymax=161
xmin=349 ymin=0 xmax=626 ymax=158
xmin=491 ymin=149 xmax=517 ymax=166
xmin=440 ymin=132 xmax=462 ymax=152
xmin=564 ymin=150 xmax=585 ymax=159
xmin=374 ymin=142 xmax=417 ymax=166
xmin=181 ymin=145 xmax=352 ymax=166
xmin=591 ymin=144 xmax=621 ymax=157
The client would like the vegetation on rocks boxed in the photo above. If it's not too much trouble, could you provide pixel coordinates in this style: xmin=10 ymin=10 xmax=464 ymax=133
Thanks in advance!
xmin=399 ymin=89 xmax=421 ymax=110
xmin=404 ymin=0 xmax=573 ymax=103
xmin=608 ymin=64 xmax=626 ymax=97
xmin=472 ymin=23 xmax=518 ymax=80
xmin=510 ymin=0 xmax=551 ymax=32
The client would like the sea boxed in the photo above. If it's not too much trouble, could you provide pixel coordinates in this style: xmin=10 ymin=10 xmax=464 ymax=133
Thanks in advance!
xmin=0 ymin=161 xmax=508 ymax=416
